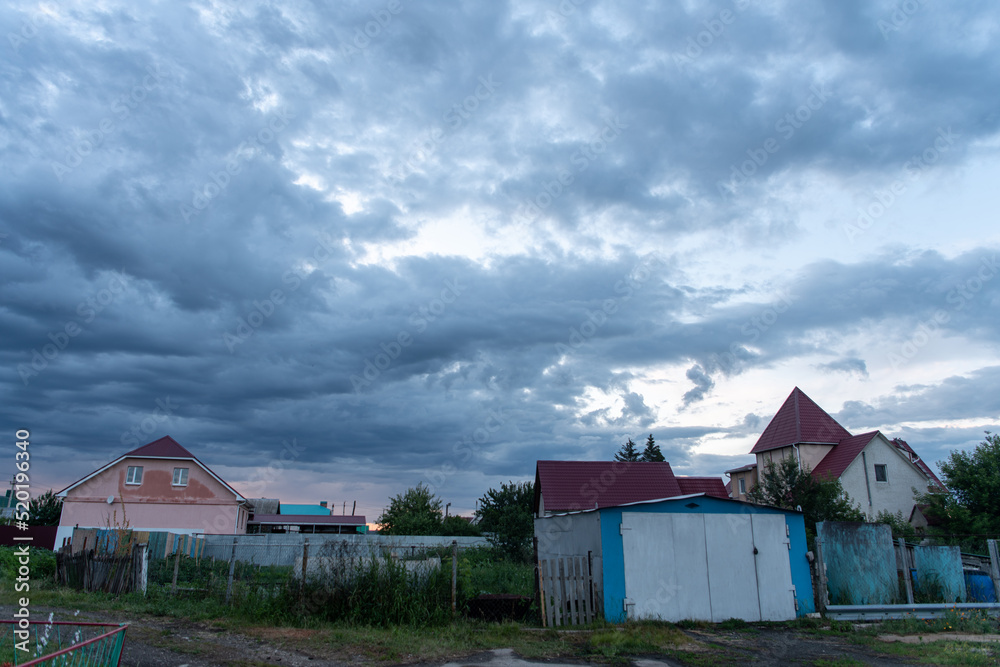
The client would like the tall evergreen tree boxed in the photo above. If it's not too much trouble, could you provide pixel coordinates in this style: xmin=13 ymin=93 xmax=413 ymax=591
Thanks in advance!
xmin=640 ymin=434 xmax=665 ymax=462
xmin=614 ymin=438 xmax=640 ymax=462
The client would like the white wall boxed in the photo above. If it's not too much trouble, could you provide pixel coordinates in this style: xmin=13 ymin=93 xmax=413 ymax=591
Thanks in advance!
xmin=839 ymin=434 xmax=932 ymax=520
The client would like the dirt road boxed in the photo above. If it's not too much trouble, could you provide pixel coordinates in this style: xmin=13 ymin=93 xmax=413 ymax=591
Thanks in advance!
xmin=5 ymin=605 xmax=994 ymax=666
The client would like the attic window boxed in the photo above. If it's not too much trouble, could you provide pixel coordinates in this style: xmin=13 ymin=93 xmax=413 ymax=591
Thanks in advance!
xmin=685 ymin=502 xmax=700 ymax=508
xmin=172 ymin=467 xmax=189 ymax=486
xmin=738 ymin=478 xmax=746 ymax=495
xmin=126 ymin=466 xmax=143 ymax=485
xmin=874 ymin=464 xmax=888 ymax=483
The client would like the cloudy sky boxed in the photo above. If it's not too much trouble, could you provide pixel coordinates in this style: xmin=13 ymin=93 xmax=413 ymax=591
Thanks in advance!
xmin=3 ymin=0 xmax=999 ymax=521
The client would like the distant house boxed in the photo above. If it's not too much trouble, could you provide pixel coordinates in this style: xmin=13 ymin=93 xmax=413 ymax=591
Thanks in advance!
xmin=246 ymin=499 xmax=368 ymax=534
xmin=729 ymin=387 xmax=944 ymax=520
xmin=533 ymin=460 xmax=727 ymax=517
xmin=55 ymin=436 xmax=250 ymax=546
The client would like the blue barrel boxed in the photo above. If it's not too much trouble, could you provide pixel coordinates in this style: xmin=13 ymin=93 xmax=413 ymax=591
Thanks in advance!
xmin=964 ymin=571 xmax=998 ymax=602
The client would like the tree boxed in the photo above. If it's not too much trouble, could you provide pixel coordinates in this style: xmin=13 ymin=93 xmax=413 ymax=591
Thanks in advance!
xmin=939 ymin=431 xmax=1000 ymax=522
xmin=377 ymin=483 xmax=443 ymax=535
xmin=748 ymin=456 xmax=864 ymax=541
xmin=614 ymin=438 xmax=640 ymax=462
xmin=475 ymin=481 xmax=534 ymax=562
xmin=640 ymin=434 xmax=664 ymax=462
xmin=441 ymin=514 xmax=481 ymax=536
xmin=913 ymin=432 xmax=1000 ymax=552
xmin=29 ymin=489 xmax=62 ymax=526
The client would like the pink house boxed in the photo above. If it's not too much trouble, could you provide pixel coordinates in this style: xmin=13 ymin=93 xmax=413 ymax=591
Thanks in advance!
xmin=55 ymin=436 xmax=249 ymax=546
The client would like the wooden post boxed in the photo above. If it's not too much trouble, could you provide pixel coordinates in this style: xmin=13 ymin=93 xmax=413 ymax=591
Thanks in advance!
xmin=538 ymin=559 xmax=548 ymax=628
xmin=987 ymin=539 xmax=1000 ymax=603
xmin=171 ymin=538 xmax=182 ymax=594
xmin=225 ymin=538 xmax=237 ymax=604
xmin=814 ymin=538 xmax=829 ymax=613
xmin=301 ymin=539 xmax=310 ymax=592
xmin=898 ymin=538 xmax=914 ymax=604
xmin=533 ymin=537 xmax=541 ymax=621
xmin=451 ymin=540 xmax=458 ymax=616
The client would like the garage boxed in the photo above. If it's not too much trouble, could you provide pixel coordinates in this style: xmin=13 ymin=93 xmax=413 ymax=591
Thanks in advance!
xmin=621 ymin=511 xmax=797 ymax=622
xmin=535 ymin=494 xmax=814 ymax=623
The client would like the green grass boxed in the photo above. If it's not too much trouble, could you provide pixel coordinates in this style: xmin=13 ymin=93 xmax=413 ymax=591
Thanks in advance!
xmin=812 ymin=658 xmax=866 ymax=667
xmin=866 ymin=609 xmax=998 ymax=635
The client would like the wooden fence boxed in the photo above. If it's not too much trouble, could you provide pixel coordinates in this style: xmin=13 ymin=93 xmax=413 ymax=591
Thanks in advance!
xmin=538 ymin=555 xmax=599 ymax=627
xmin=57 ymin=544 xmax=147 ymax=595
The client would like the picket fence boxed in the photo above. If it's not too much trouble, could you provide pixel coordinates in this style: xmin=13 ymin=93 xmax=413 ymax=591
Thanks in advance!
xmin=537 ymin=555 xmax=600 ymax=627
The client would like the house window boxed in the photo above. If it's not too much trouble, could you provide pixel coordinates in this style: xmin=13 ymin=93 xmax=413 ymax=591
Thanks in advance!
xmin=172 ymin=467 xmax=189 ymax=486
xmin=126 ymin=466 xmax=143 ymax=485
xmin=738 ymin=478 xmax=746 ymax=495
xmin=874 ymin=464 xmax=888 ymax=482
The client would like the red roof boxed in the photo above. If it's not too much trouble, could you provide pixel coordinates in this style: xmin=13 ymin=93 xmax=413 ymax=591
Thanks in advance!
xmin=535 ymin=461 xmax=683 ymax=513
xmin=892 ymin=438 xmax=946 ymax=489
xmin=676 ymin=476 xmax=729 ymax=499
xmin=811 ymin=431 xmax=879 ymax=480
xmin=124 ymin=435 xmax=195 ymax=459
xmin=751 ymin=387 xmax=852 ymax=454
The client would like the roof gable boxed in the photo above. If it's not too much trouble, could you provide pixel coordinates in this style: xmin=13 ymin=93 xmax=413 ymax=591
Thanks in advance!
xmin=123 ymin=435 xmax=195 ymax=459
xmin=535 ymin=461 xmax=683 ymax=513
xmin=751 ymin=387 xmax=852 ymax=454
xmin=811 ymin=431 xmax=879 ymax=481
xmin=57 ymin=436 xmax=246 ymax=502
xmin=675 ymin=476 xmax=729 ymax=499
xmin=891 ymin=438 xmax=946 ymax=489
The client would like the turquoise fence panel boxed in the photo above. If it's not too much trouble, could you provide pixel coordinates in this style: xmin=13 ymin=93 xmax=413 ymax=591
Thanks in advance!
xmin=913 ymin=546 xmax=964 ymax=602
xmin=817 ymin=522 xmax=898 ymax=605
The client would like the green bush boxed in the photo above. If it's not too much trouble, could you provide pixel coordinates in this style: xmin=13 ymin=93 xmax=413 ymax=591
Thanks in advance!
xmin=0 ymin=545 xmax=56 ymax=584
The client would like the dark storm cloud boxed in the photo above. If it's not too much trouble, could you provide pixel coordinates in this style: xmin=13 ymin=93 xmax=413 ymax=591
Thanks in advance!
xmin=1 ymin=1 xmax=999 ymax=511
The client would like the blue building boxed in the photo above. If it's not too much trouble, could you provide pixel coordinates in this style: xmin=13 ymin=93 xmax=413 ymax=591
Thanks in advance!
xmin=535 ymin=494 xmax=815 ymax=623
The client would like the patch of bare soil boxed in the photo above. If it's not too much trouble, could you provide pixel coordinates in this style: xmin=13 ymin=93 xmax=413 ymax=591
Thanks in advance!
xmin=679 ymin=627 xmax=921 ymax=666
xmin=879 ymin=632 xmax=1000 ymax=644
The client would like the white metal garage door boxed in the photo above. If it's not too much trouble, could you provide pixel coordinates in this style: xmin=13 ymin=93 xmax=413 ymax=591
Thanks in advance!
xmin=621 ymin=512 xmax=796 ymax=622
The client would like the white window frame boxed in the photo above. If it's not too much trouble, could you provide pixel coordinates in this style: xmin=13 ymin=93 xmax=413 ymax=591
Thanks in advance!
xmin=874 ymin=464 xmax=888 ymax=483
xmin=738 ymin=477 xmax=746 ymax=494
xmin=172 ymin=467 xmax=189 ymax=487
xmin=126 ymin=466 xmax=143 ymax=485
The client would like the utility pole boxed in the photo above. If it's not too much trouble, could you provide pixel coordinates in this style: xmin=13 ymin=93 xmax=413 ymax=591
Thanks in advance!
xmin=445 ymin=502 xmax=451 ymax=518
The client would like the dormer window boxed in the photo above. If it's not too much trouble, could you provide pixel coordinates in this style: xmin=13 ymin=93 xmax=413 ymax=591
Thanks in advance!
xmin=172 ymin=467 xmax=189 ymax=486
xmin=126 ymin=466 xmax=143 ymax=485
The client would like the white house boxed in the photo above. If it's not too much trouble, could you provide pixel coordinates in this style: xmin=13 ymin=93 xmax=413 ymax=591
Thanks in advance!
xmin=730 ymin=387 xmax=944 ymax=520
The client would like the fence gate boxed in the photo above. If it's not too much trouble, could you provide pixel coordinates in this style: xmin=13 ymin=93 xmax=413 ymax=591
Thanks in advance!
xmin=538 ymin=555 xmax=598 ymax=627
